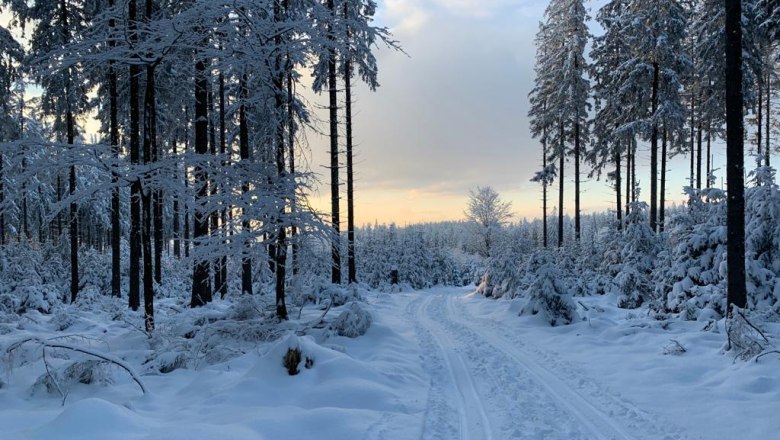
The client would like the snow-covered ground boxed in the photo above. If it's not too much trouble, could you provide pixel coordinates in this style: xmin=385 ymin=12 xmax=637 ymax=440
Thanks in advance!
xmin=1 ymin=287 xmax=778 ymax=439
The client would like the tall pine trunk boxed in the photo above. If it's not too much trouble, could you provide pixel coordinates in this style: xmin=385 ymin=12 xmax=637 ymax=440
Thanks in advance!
xmin=574 ymin=122 xmax=581 ymax=241
xmin=109 ymin=0 xmax=120 ymax=298
xmin=660 ymin=127 xmax=667 ymax=233
xmin=218 ymin=72 xmax=228 ymax=298
xmin=191 ymin=53 xmax=212 ymax=308
xmin=172 ymin=139 xmax=181 ymax=259
xmin=141 ymin=0 xmax=155 ymax=331
xmin=725 ymin=0 xmax=747 ymax=311
xmin=650 ymin=62 xmax=659 ymax=233
xmin=240 ymin=75 xmax=252 ymax=295
xmin=274 ymin=1 xmax=288 ymax=320
xmin=327 ymin=0 xmax=341 ymax=284
xmin=615 ymin=141 xmax=622 ymax=230
xmin=542 ymin=133 xmax=548 ymax=247
xmin=697 ymin=122 xmax=703 ymax=189
xmin=287 ymin=50 xmax=298 ymax=275
xmin=558 ymin=120 xmax=564 ymax=247
xmin=128 ymin=0 xmax=141 ymax=311
xmin=345 ymin=59 xmax=356 ymax=283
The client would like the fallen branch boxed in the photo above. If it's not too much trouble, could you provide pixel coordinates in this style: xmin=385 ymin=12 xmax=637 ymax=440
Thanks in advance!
xmin=754 ymin=350 xmax=780 ymax=363
xmin=738 ymin=311 xmax=770 ymax=343
xmin=7 ymin=336 xmax=147 ymax=395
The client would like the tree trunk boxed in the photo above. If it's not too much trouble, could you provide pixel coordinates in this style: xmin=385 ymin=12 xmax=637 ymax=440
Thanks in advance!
xmin=650 ymin=62 xmax=659 ymax=233
xmin=109 ymin=0 xmax=121 ymax=298
xmin=208 ymin=81 xmax=221 ymax=297
xmin=274 ymin=0 xmax=288 ymax=319
xmin=697 ymin=122 xmax=703 ymax=189
xmin=706 ymin=129 xmax=712 ymax=187
xmin=128 ymin=0 xmax=141 ymax=311
xmin=558 ymin=120 xmax=564 ymax=247
xmin=172 ymin=138 xmax=181 ymax=259
xmin=142 ymin=0 xmax=155 ymax=331
xmin=690 ymin=92 xmax=695 ymax=187
xmin=766 ymin=65 xmax=771 ymax=167
xmin=615 ymin=141 xmax=622 ymax=230
xmin=287 ymin=49 xmax=298 ymax=276
xmin=240 ymin=75 xmax=252 ymax=295
xmin=59 ymin=0 xmax=79 ymax=303
xmin=0 ymin=149 xmax=4 ymax=246
xmin=345 ymin=59 xmax=356 ymax=283
xmin=328 ymin=0 xmax=341 ymax=284
xmin=218 ymin=72 xmax=228 ymax=299
xmin=625 ymin=138 xmax=631 ymax=217
xmin=191 ymin=54 xmax=212 ymax=308
xmin=725 ymin=0 xmax=747 ymax=311
xmin=660 ymin=127 xmax=667 ymax=233
xmin=542 ymin=133 xmax=548 ymax=247
xmin=574 ymin=122 xmax=581 ymax=241
xmin=757 ymin=74 xmax=763 ymax=163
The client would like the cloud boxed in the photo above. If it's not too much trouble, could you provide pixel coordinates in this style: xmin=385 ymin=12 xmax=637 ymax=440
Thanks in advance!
xmin=432 ymin=0 xmax=542 ymax=18
xmin=382 ymin=0 xmax=430 ymax=34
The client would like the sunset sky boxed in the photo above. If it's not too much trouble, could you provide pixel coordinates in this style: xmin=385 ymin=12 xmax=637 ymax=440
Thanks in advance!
xmin=305 ymin=0 xmax=715 ymax=226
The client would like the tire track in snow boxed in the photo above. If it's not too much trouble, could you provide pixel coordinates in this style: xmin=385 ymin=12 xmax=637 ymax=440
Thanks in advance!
xmin=405 ymin=294 xmax=493 ymax=440
xmin=446 ymin=291 xmax=695 ymax=440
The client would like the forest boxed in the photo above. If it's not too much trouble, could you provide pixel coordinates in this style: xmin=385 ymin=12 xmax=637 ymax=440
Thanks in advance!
xmin=0 ymin=0 xmax=779 ymax=439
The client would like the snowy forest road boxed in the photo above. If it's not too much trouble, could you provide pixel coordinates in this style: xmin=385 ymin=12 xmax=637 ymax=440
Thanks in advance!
xmin=403 ymin=288 xmax=692 ymax=440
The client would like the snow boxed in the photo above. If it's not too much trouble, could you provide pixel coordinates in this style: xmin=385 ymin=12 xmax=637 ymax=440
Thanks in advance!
xmin=1 ymin=287 xmax=779 ymax=439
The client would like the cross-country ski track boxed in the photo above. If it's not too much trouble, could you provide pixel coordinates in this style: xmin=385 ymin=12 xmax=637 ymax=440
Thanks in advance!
xmin=402 ymin=287 xmax=693 ymax=440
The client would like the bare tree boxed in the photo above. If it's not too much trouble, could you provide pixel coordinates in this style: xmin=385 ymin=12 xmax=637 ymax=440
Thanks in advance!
xmin=465 ymin=186 xmax=513 ymax=257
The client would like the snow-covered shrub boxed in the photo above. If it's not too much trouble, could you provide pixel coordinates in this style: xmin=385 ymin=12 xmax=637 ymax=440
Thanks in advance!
xmin=32 ymin=359 xmax=113 ymax=396
xmin=745 ymin=166 xmax=780 ymax=310
xmin=78 ymin=248 xmax=111 ymax=294
xmin=329 ymin=302 xmax=372 ymax=338
xmin=614 ymin=203 xmax=659 ymax=309
xmin=663 ymin=188 xmax=728 ymax=319
xmin=519 ymin=253 xmax=578 ymax=326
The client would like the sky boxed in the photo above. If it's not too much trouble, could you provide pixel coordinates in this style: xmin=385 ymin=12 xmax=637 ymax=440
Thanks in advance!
xmin=305 ymin=0 xmax=719 ymax=226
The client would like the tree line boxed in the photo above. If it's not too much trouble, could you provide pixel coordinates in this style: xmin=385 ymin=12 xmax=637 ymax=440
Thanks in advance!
xmin=0 ymin=0 xmax=395 ymax=331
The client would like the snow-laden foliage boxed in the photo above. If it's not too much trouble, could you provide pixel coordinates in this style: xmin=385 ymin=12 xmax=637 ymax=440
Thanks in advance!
xmin=519 ymin=251 xmax=579 ymax=327
xmin=329 ymin=301 xmax=372 ymax=338
xmin=662 ymin=188 xmax=729 ymax=319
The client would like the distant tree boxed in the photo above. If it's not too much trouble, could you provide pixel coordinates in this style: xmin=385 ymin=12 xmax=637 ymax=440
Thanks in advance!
xmin=0 ymin=26 xmax=23 ymax=247
xmin=465 ymin=186 xmax=513 ymax=257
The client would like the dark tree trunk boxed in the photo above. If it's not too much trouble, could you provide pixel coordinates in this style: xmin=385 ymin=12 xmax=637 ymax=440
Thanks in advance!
xmin=650 ymin=62 xmax=659 ymax=233
xmin=240 ymin=75 xmax=252 ymax=295
xmin=558 ymin=120 xmax=564 ymax=248
xmin=660 ymin=127 xmax=667 ymax=233
xmin=109 ymin=0 xmax=121 ymax=298
xmin=697 ymin=122 xmax=703 ymax=189
xmin=191 ymin=55 xmax=212 ymax=308
xmin=172 ymin=139 xmax=181 ymax=259
xmin=128 ymin=0 xmax=141 ymax=311
xmin=218 ymin=72 xmax=228 ymax=298
xmin=725 ymin=0 xmax=747 ymax=311
xmin=328 ymin=0 xmax=341 ymax=284
xmin=631 ymin=137 xmax=637 ymax=204
xmin=625 ymin=138 xmax=631 ymax=217
xmin=345 ymin=59 xmax=356 ymax=283
xmin=542 ymin=133 xmax=548 ymax=247
xmin=690 ymin=93 xmax=696 ymax=187
xmin=766 ymin=66 xmax=771 ymax=167
xmin=59 ymin=0 xmax=79 ymax=303
xmin=287 ymin=51 xmax=298 ymax=276
xmin=706 ymin=129 xmax=712 ymax=186
xmin=142 ymin=0 xmax=155 ymax=331
xmin=574 ymin=122 xmax=581 ymax=241
xmin=274 ymin=0 xmax=288 ymax=320
xmin=757 ymin=74 xmax=763 ymax=162
xmin=208 ymin=82 xmax=221 ymax=297
xmin=0 ymin=150 xmax=4 ymax=246
xmin=615 ymin=141 xmax=622 ymax=230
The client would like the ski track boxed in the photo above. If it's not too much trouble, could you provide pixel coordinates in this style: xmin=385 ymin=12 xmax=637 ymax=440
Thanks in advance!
xmin=440 ymin=289 xmax=697 ymax=440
